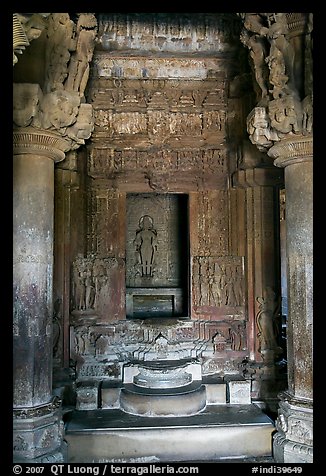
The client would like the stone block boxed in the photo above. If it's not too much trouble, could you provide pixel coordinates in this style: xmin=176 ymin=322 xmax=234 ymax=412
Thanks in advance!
xmin=228 ymin=380 xmax=251 ymax=404
xmin=76 ymin=382 xmax=99 ymax=410
xmin=101 ymin=386 xmax=121 ymax=409
xmin=205 ymin=383 xmax=226 ymax=404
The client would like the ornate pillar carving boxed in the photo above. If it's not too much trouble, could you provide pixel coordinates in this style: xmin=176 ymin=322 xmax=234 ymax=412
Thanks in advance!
xmin=13 ymin=13 xmax=97 ymax=462
xmin=232 ymin=165 xmax=285 ymax=411
xmin=268 ymin=137 xmax=313 ymax=463
xmin=237 ymin=12 xmax=313 ymax=463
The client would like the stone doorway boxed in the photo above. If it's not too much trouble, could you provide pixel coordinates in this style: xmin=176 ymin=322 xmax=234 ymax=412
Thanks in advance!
xmin=126 ymin=193 xmax=189 ymax=318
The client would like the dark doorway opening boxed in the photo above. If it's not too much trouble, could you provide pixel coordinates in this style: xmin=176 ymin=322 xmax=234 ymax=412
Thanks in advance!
xmin=126 ymin=193 xmax=189 ymax=319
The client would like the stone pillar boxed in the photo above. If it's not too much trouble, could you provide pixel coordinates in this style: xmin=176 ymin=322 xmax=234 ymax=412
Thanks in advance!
xmin=13 ymin=128 xmax=70 ymax=462
xmin=232 ymin=166 xmax=286 ymax=411
xmin=268 ymin=136 xmax=313 ymax=463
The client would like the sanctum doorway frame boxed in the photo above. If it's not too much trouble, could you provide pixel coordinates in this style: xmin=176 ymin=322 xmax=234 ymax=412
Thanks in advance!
xmin=125 ymin=192 xmax=190 ymax=319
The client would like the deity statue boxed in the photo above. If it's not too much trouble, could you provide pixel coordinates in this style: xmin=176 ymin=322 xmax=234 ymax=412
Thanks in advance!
xmin=134 ymin=215 xmax=158 ymax=277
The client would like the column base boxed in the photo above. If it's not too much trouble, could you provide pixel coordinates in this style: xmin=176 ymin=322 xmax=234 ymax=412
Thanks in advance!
xmin=13 ymin=398 xmax=66 ymax=463
xmin=273 ymin=433 xmax=313 ymax=463
xmin=273 ymin=392 xmax=313 ymax=463
xmin=14 ymin=442 xmax=68 ymax=464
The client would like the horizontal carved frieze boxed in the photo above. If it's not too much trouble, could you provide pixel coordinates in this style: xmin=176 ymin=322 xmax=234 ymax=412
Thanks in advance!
xmin=92 ymin=55 xmax=233 ymax=81
xmin=96 ymin=13 xmax=241 ymax=54
xmin=88 ymin=78 xmax=226 ymax=109
xmin=71 ymin=319 xmax=248 ymax=382
xmin=89 ymin=148 xmax=227 ymax=171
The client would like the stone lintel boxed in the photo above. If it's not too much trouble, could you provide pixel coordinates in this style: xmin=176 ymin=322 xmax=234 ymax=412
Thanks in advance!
xmin=232 ymin=167 xmax=284 ymax=188
xmin=268 ymin=135 xmax=313 ymax=168
xmin=13 ymin=128 xmax=71 ymax=163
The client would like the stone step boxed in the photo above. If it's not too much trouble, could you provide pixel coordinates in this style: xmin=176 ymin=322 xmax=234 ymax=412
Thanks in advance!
xmin=65 ymin=404 xmax=275 ymax=463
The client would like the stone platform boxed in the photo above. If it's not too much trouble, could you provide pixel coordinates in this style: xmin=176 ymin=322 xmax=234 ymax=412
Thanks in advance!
xmin=64 ymin=404 xmax=275 ymax=463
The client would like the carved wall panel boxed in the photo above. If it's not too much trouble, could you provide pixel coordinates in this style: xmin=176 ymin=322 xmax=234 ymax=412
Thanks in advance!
xmin=192 ymin=256 xmax=245 ymax=320
xmin=189 ymin=191 xmax=230 ymax=257
xmin=71 ymin=254 xmax=125 ymax=323
xmin=87 ymin=187 xmax=125 ymax=258
xmin=75 ymin=187 xmax=127 ymax=321
xmin=86 ymin=68 xmax=230 ymax=192
xmin=89 ymin=78 xmax=227 ymax=148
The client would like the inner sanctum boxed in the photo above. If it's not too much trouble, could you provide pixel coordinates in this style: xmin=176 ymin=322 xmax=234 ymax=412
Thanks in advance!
xmin=12 ymin=12 xmax=313 ymax=464
xmin=125 ymin=193 xmax=189 ymax=319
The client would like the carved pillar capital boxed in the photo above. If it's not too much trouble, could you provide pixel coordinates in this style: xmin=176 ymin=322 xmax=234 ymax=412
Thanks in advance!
xmin=13 ymin=128 xmax=71 ymax=163
xmin=13 ymin=13 xmax=50 ymax=66
xmin=239 ymin=13 xmax=313 ymax=157
xmin=268 ymin=135 xmax=313 ymax=168
xmin=13 ymin=83 xmax=95 ymax=152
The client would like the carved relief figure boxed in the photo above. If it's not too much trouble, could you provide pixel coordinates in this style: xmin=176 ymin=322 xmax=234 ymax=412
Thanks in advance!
xmin=224 ymin=266 xmax=237 ymax=306
xmin=34 ymin=90 xmax=80 ymax=132
xmin=84 ymin=257 xmax=94 ymax=310
xmin=211 ymin=263 xmax=223 ymax=306
xmin=256 ymin=287 xmax=282 ymax=354
xmin=63 ymin=13 xmax=98 ymax=97
xmin=239 ymin=12 xmax=312 ymax=155
xmin=13 ymin=84 xmax=43 ymax=128
xmin=72 ymin=254 xmax=100 ymax=311
xmin=72 ymin=254 xmax=86 ymax=310
xmin=265 ymin=13 xmax=296 ymax=98
xmin=268 ymin=96 xmax=302 ymax=135
xmin=92 ymin=258 xmax=107 ymax=309
xmin=265 ymin=43 xmax=288 ymax=99
xmin=95 ymin=335 xmax=109 ymax=355
xmin=197 ymin=260 xmax=206 ymax=306
xmin=233 ymin=265 xmax=244 ymax=306
xmin=133 ymin=215 xmax=158 ymax=277
xmin=240 ymin=28 xmax=270 ymax=103
xmin=247 ymin=106 xmax=279 ymax=151
xmin=229 ymin=323 xmax=246 ymax=351
xmin=44 ymin=13 xmax=75 ymax=93
xmin=207 ymin=264 xmax=217 ymax=306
